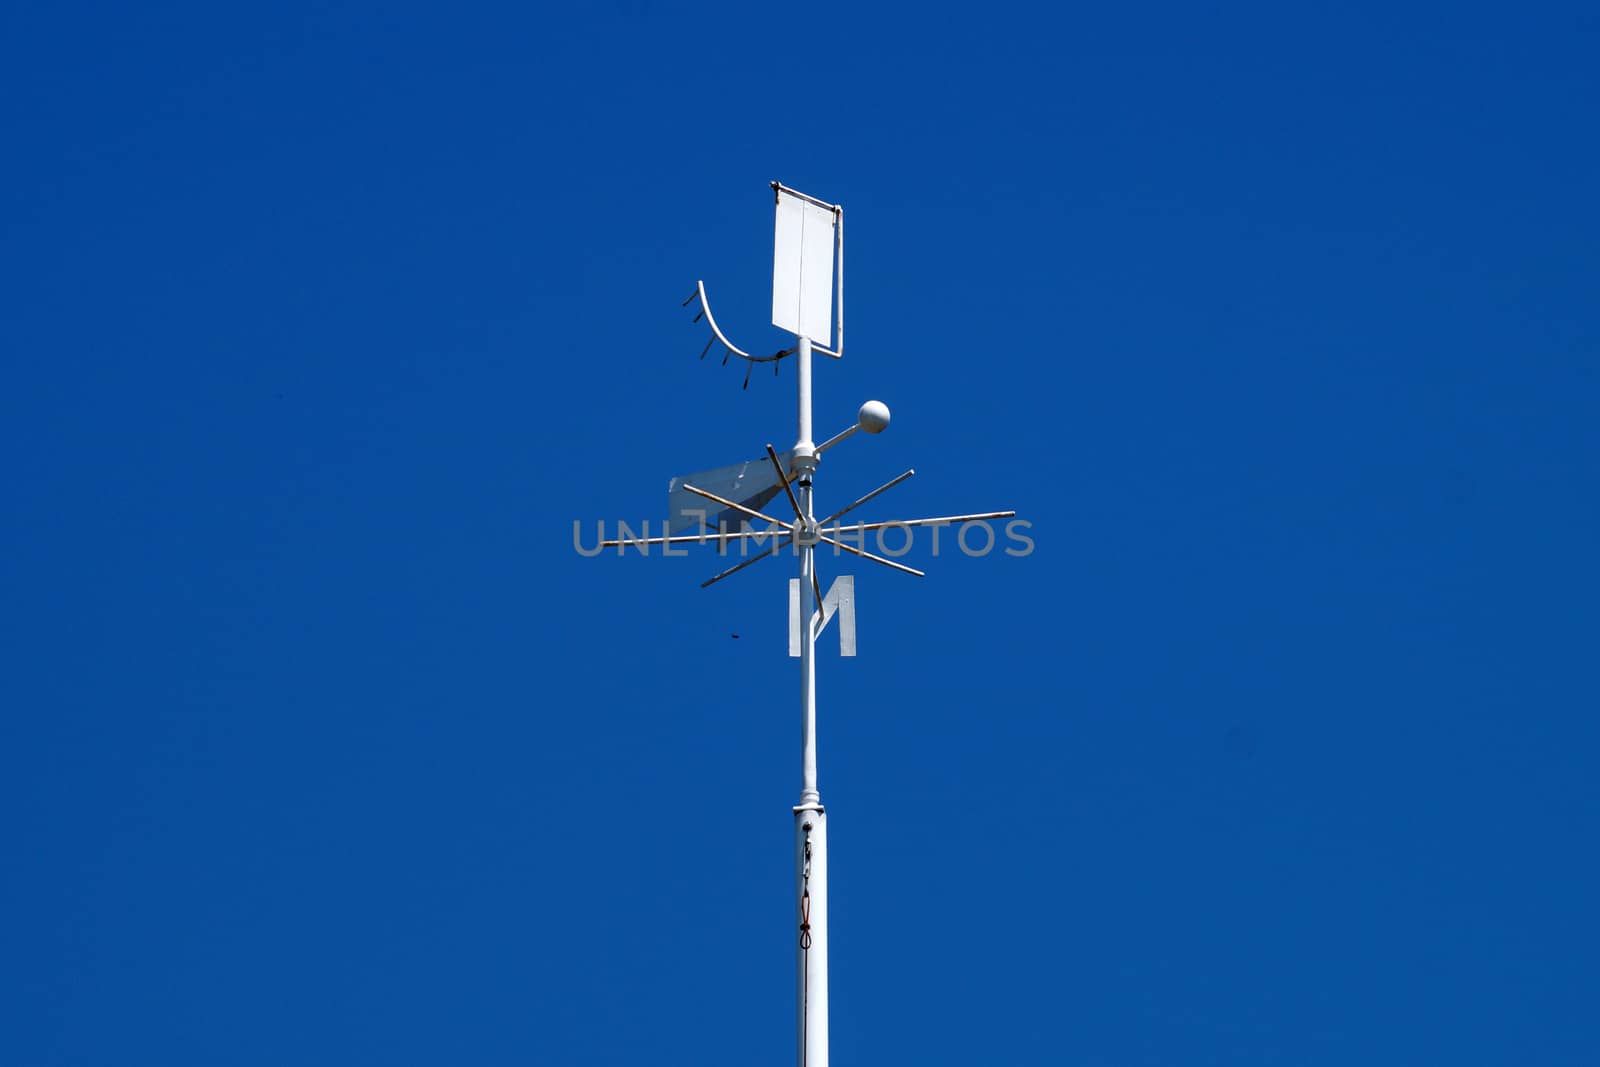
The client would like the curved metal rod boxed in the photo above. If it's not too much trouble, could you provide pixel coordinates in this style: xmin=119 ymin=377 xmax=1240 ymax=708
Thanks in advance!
xmin=691 ymin=281 xmax=795 ymax=364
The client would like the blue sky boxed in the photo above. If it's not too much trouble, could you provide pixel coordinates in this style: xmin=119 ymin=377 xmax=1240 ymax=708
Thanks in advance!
xmin=3 ymin=3 xmax=1597 ymax=1064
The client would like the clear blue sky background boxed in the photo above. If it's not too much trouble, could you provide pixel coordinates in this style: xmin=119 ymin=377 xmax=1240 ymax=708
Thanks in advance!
xmin=4 ymin=3 xmax=1597 ymax=1064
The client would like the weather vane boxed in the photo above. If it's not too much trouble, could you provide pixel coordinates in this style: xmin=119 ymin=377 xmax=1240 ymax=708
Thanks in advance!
xmin=594 ymin=182 xmax=1017 ymax=1067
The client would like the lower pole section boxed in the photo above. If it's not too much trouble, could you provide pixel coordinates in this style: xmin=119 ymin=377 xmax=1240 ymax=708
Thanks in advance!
xmin=795 ymin=804 xmax=829 ymax=1067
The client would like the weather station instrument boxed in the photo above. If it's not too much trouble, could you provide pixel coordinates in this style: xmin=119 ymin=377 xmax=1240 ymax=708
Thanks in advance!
xmin=592 ymin=182 xmax=1019 ymax=1067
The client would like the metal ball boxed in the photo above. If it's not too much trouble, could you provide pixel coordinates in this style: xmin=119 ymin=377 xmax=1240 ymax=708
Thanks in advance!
xmin=857 ymin=400 xmax=891 ymax=434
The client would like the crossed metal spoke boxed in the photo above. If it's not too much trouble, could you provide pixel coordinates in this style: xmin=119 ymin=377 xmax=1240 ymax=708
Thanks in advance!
xmin=820 ymin=469 xmax=915 ymax=526
xmin=680 ymin=481 xmax=929 ymax=581
xmin=702 ymin=536 xmax=791 ymax=589
xmin=601 ymin=463 xmax=1012 ymax=590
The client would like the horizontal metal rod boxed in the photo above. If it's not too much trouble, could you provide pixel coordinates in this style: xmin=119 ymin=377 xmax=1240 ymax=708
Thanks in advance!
xmin=819 ymin=470 xmax=915 ymax=526
xmin=770 ymin=180 xmax=840 ymax=213
xmin=598 ymin=528 xmax=782 ymax=547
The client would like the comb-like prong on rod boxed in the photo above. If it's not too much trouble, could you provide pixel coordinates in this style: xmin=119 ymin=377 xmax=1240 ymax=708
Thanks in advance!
xmin=816 ymin=533 xmax=925 ymax=577
xmin=693 ymin=310 xmax=704 ymax=323
xmin=721 ymin=349 xmax=731 ymax=366
xmin=678 ymin=483 xmax=791 ymax=531
xmin=838 ymin=511 xmax=1017 ymax=532
xmin=700 ymin=338 xmax=715 ymax=360
xmin=819 ymin=470 xmax=916 ymax=526
xmin=682 ymin=290 xmax=699 ymax=307
xmin=766 ymin=444 xmax=803 ymax=520
xmin=702 ymin=537 xmax=790 ymax=588
xmin=742 ymin=361 xmax=753 ymax=390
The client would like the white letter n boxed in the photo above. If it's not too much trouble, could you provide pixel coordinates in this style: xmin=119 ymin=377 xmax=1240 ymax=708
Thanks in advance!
xmin=790 ymin=575 xmax=856 ymax=657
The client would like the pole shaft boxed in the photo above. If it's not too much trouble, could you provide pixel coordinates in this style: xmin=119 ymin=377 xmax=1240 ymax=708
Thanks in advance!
xmin=796 ymin=805 xmax=828 ymax=1067
xmin=800 ymin=545 xmax=818 ymax=802
xmin=797 ymin=335 xmax=814 ymax=453
xmin=797 ymin=333 xmax=819 ymax=805
xmin=794 ymin=332 xmax=827 ymax=1067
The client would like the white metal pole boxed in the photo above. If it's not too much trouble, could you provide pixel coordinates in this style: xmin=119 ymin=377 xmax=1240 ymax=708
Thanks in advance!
xmin=796 ymin=795 xmax=828 ymax=1067
xmin=797 ymin=334 xmax=814 ymax=457
xmin=793 ymin=333 xmax=828 ymax=1067
xmin=797 ymin=335 xmax=818 ymax=806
